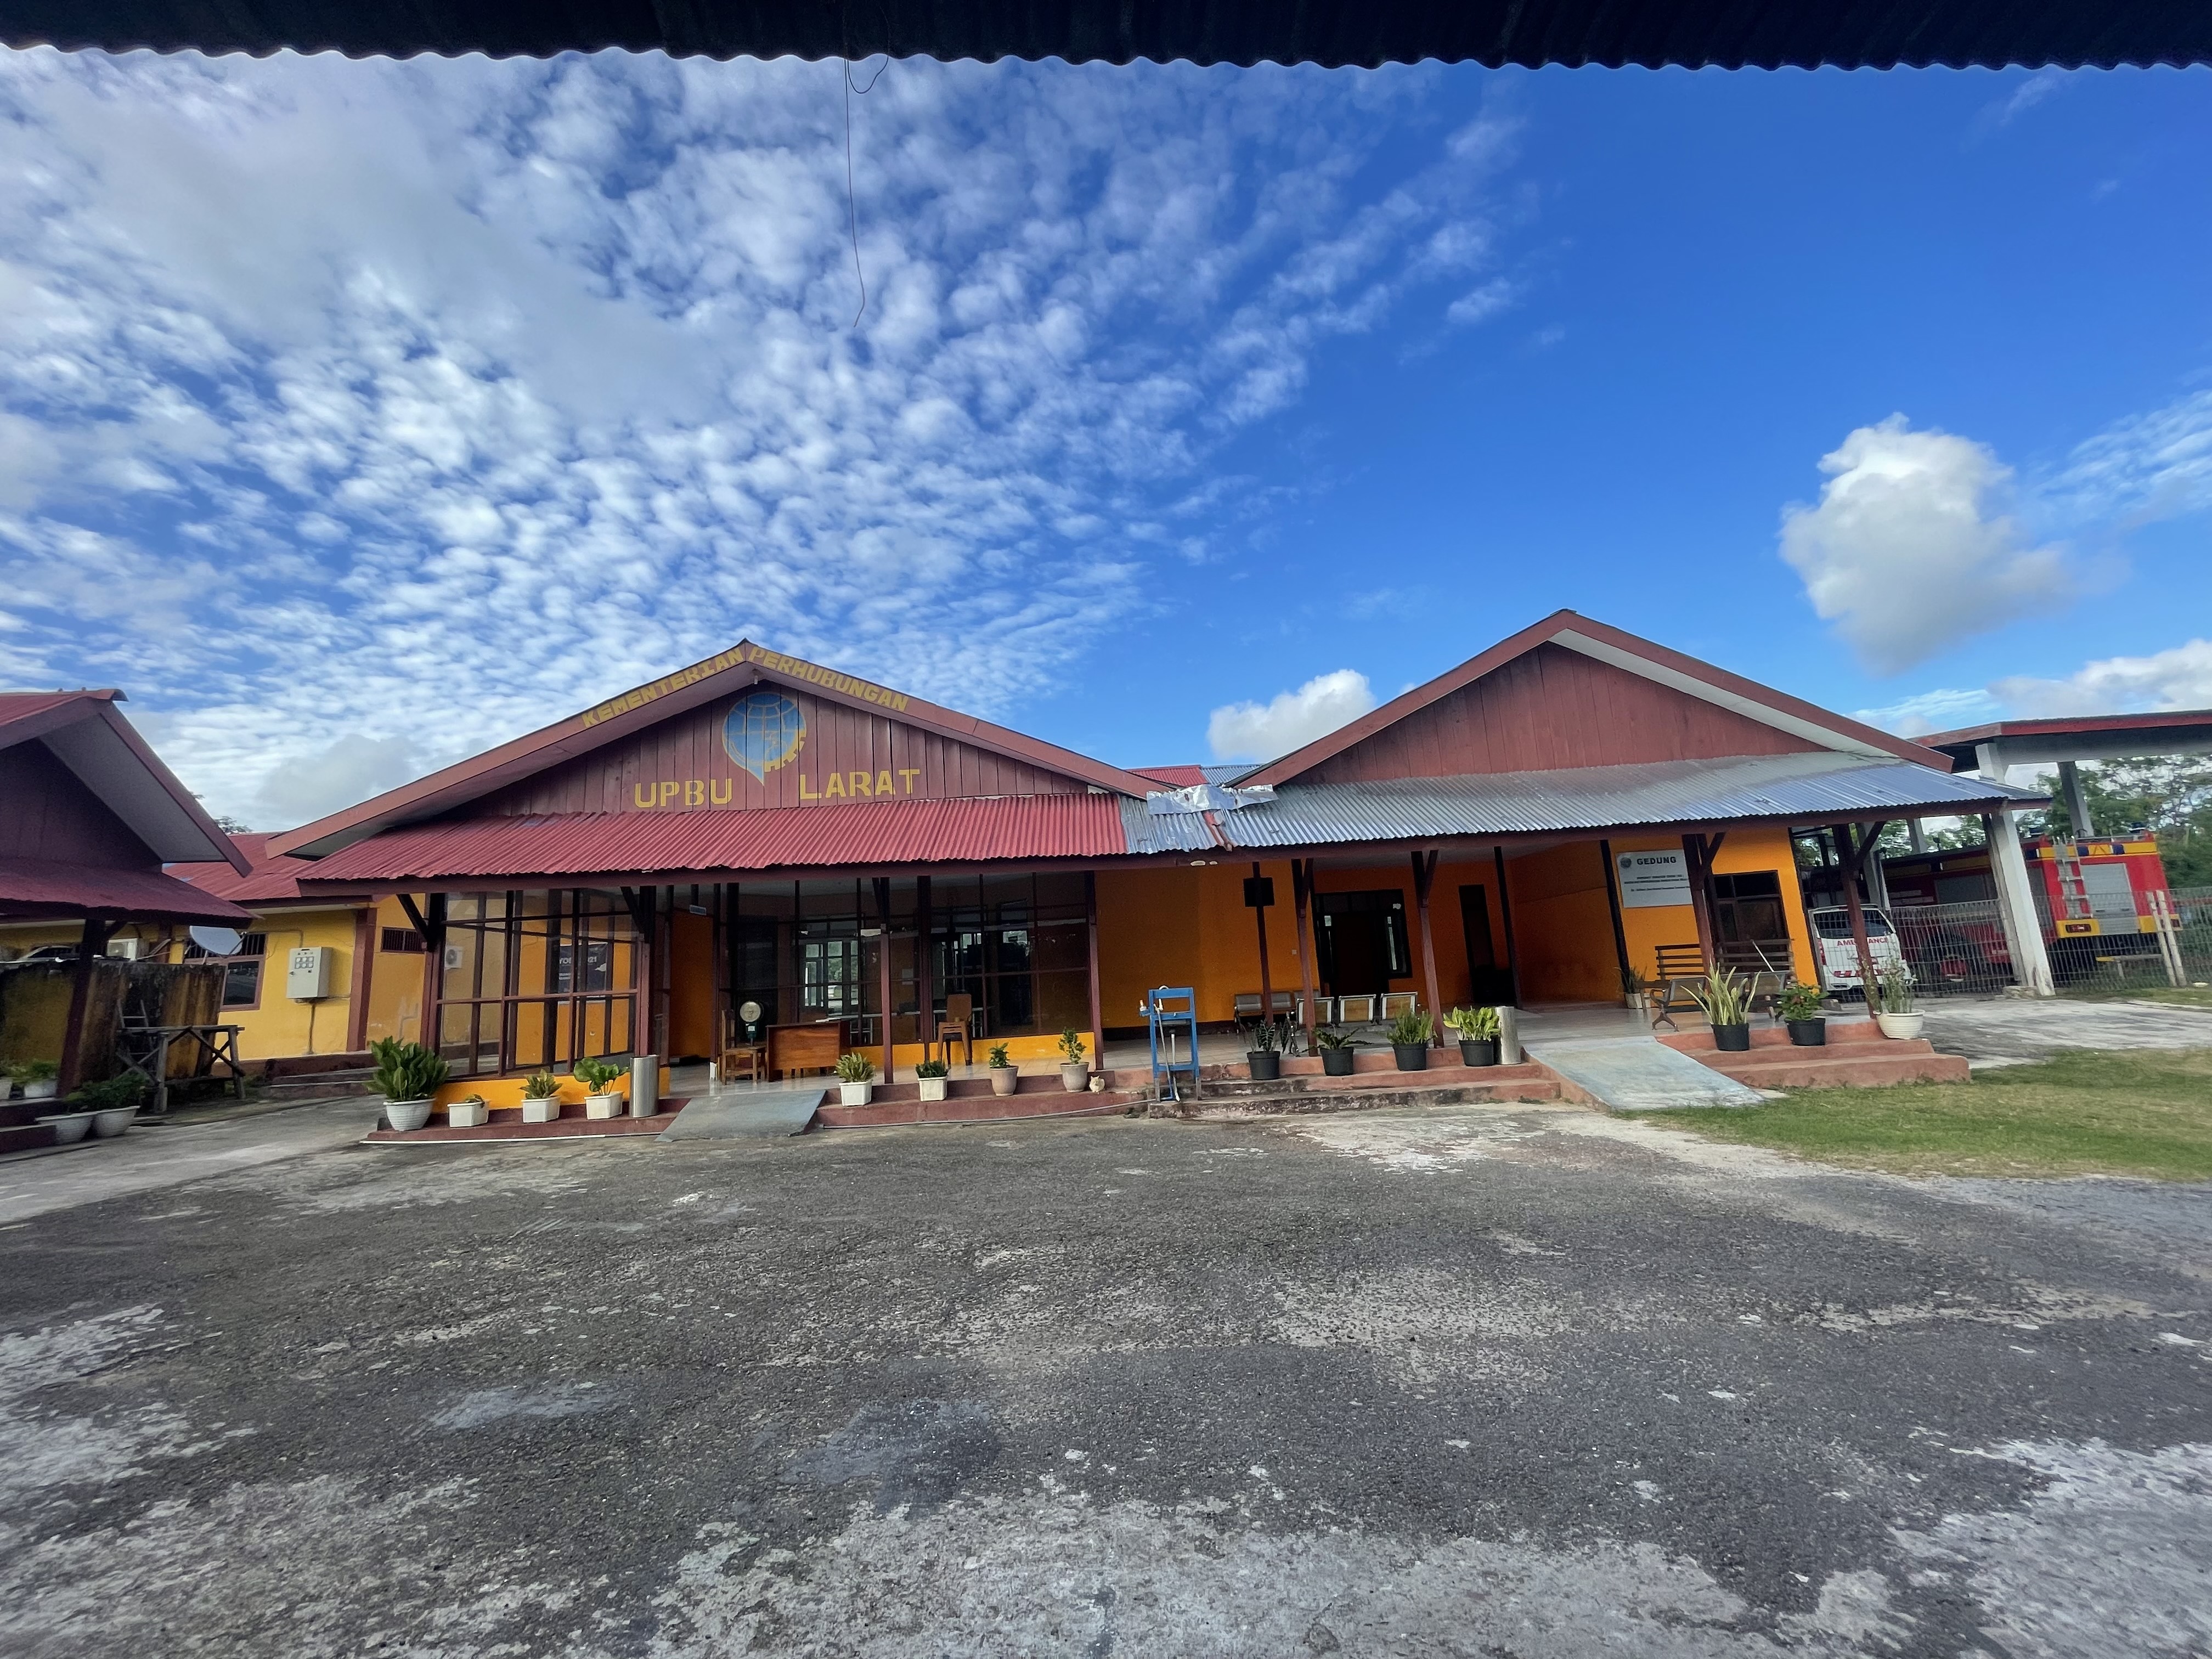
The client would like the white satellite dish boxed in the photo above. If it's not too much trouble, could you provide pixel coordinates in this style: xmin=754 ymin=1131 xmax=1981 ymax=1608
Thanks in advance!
xmin=189 ymin=926 xmax=243 ymax=957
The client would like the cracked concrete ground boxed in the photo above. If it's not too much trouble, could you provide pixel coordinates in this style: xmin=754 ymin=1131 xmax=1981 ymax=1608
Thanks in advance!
xmin=1 ymin=1101 xmax=2207 ymax=1658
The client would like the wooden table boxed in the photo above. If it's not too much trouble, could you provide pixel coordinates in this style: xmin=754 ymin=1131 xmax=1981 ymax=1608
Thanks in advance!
xmin=768 ymin=1020 xmax=850 ymax=1080
xmin=114 ymin=1023 xmax=245 ymax=1114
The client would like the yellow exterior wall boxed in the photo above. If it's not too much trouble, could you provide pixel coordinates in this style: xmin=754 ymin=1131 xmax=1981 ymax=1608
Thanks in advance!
xmin=1503 ymin=843 xmax=1621 ymax=1003
xmin=223 ymin=908 xmax=362 ymax=1061
xmin=1097 ymin=861 xmax=1314 ymax=1026
xmin=1609 ymin=827 xmax=1816 ymax=988
xmin=364 ymin=896 xmax=427 ymax=1046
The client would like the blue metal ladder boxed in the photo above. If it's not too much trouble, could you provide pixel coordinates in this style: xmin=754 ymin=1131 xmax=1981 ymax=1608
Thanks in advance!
xmin=1142 ymin=987 xmax=1201 ymax=1103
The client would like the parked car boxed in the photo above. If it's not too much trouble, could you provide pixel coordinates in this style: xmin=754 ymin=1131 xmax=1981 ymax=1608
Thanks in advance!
xmin=1805 ymin=906 xmax=1912 ymax=998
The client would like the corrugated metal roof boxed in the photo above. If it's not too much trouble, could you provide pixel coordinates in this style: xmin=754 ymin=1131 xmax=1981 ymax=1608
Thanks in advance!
xmin=0 ymin=857 xmax=255 ymax=922
xmin=1134 ymin=765 xmax=1251 ymax=787
xmin=9 ymin=0 xmax=2201 ymax=67
xmin=1139 ymin=753 xmax=2048 ymax=853
xmin=167 ymin=834 xmax=320 ymax=905
xmin=1117 ymin=797 xmax=1217 ymax=855
xmin=303 ymin=793 xmax=1129 ymax=883
xmin=0 ymin=691 xmax=103 ymax=735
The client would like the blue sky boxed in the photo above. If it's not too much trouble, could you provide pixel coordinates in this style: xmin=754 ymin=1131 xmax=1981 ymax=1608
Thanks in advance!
xmin=0 ymin=52 xmax=2207 ymax=826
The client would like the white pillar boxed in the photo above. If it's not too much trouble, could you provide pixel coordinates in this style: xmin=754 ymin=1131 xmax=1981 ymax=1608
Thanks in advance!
xmin=1980 ymin=810 xmax=2056 ymax=998
xmin=2056 ymin=760 xmax=2094 ymax=839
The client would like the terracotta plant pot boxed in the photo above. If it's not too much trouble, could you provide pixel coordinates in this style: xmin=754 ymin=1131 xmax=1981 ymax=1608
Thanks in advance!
xmin=1392 ymin=1042 xmax=1430 ymax=1071
xmin=1711 ymin=1023 xmax=1752 ymax=1053
xmin=1875 ymin=1012 xmax=1925 ymax=1041
xmin=1785 ymin=1019 xmax=1827 ymax=1047
xmin=918 ymin=1077 xmax=949 ymax=1102
xmin=1321 ymin=1049 xmax=1357 ymax=1076
xmin=384 ymin=1098 xmax=435 ymax=1132
xmin=989 ymin=1066 xmax=1019 ymax=1097
xmin=1246 ymin=1051 xmax=1282 ymax=1082
xmin=1059 ymin=1063 xmax=1090 ymax=1094
xmin=1458 ymin=1039 xmax=1499 ymax=1068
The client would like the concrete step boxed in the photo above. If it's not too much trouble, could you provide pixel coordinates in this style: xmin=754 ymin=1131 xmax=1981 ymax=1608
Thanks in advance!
xmin=818 ymin=1089 xmax=1140 ymax=1128
xmin=260 ymin=1069 xmax=377 ymax=1102
xmin=1180 ymin=1065 xmax=1560 ymax=1117
xmin=1689 ymin=1040 xmax=1970 ymax=1090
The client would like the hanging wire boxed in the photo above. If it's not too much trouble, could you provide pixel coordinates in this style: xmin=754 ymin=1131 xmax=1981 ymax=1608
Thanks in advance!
xmin=843 ymin=54 xmax=889 ymax=329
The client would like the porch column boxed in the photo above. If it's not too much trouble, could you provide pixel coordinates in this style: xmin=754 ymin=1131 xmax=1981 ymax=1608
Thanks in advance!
xmin=2057 ymin=760 xmax=2095 ymax=838
xmin=56 ymin=913 xmax=116 ymax=1097
xmin=1981 ymin=811 xmax=2057 ymax=997
xmin=1840 ymin=824 xmax=1883 ymax=998
xmin=1085 ymin=871 xmax=1105 ymax=1078
xmin=1291 ymin=859 xmax=1317 ymax=1043
xmin=1492 ymin=846 xmax=1520 ymax=1003
xmin=873 ymin=877 xmax=896 ymax=1079
xmin=1680 ymin=834 xmax=1716 ymax=967
xmin=1410 ymin=850 xmax=1442 ymax=1041
xmin=916 ymin=876 xmax=933 ymax=1055
xmin=1250 ymin=862 xmax=1273 ymax=1024
xmin=1597 ymin=839 xmax=1633 ymax=1001
xmin=347 ymin=906 xmax=376 ymax=1053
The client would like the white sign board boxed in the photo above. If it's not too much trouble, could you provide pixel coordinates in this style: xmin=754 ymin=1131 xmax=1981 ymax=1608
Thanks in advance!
xmin=1616 ymin=849 xmax=1693 ymax=909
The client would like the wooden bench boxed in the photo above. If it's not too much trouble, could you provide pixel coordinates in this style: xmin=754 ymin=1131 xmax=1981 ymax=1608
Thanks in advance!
xmin=1715 ymin=940 xmax=1792 ymax=1018
xmin=1645 ymin=944 xmax=1707 ymax=1031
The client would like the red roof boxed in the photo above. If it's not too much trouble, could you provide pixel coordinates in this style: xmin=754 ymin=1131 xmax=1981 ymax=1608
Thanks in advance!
xmin=1133 ymin=765 xmax=1209 ymax=786
xmin=299 ymin=794 xmax=1129 ymax=884
xmin=0 ymin=857 xmax=254 ymax=922
xmin=167 ymin=833 xmax=319 ymax=905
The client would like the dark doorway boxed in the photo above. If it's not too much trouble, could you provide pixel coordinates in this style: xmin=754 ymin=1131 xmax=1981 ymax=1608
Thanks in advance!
xmin=726 ymin=912 xmax=780 ymax=1040
xmin=1712 ymin=871 xmax=1790 ymax=954
xmin=1315 ymin=890 xmax=1410 ymax=996
xmin=1458 ymin=884 xmax=1516 ymax=1005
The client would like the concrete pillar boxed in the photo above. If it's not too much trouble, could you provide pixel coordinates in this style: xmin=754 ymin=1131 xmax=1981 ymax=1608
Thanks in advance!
xmin=1980 ymin=811 xmax=2056 ymax=997
xmin=2057 ymin=760 xmax=2094 ymax=838
xmin=1907 ymin=818 xmax=1928 ymax=854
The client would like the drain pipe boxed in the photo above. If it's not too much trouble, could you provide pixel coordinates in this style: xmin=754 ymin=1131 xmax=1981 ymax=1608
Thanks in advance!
xmin=1497 ymin=1006 xmax=1522 ymax=1066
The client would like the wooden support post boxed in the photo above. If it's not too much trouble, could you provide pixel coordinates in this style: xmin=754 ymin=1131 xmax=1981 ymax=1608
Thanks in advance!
xmin=347 ymin=906 xmax=376 ymax=1053
xmin=1680 ymin=834 xmax=1715 ymax=967
xmin=1291 ymin=859 xmax=1318 ymax=1043
xmin=1412 ymin=849 xmax=1442 ymax=1042
xmin=1598 ymin=839 xmax=1633 ymax=1003
xmin=56 ymin=913 xmax=116 ymax=1097
xmin=874 ymin=877 xmax=896 ymax=1079
xmin=916 ymin=875 xmax=933 ymax=1047
xmin=1251 ymin=861 xmax=1273 ymax=1024
xmin=1841 ymin=824 xmax=1883 ymax=1003
xmin=1492 ymin=846 xmax=1520 ymax=1004
xmin=421 ymin=893 xmax=448 ymax=1060
xmin=1085 ymin=871 xmax=1105 ymax=1079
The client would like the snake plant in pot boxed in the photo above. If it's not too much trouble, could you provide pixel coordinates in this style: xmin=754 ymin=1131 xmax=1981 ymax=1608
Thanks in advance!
xmin=1386 ymin=1007 xmax=1436 ymax=1071
xmin=369 ymin=1037 xmax=448 ymax=1132
xmin=834 ymin=1050 xmax=876 ymax=1106
xmin=1314 ymin=1028 xmax=1359 ymax=1076
xmin=1444 ymin=1005 xmax=1502 ymax=1066
xmin=1872 ymin=966 xmax=1923 ymax=1041
xmin=1689 ymin=967 xmax=1753 ymax=1051
xmin=1777 ymin=981 xmax=1827 ymax=1047
xmin=1243 ymin=1013 xmax=1293 ymax=1082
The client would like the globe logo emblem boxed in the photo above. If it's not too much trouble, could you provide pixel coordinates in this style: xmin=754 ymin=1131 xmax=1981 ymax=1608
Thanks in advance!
xmin=723 ymin=691 xmax=805 ymax=782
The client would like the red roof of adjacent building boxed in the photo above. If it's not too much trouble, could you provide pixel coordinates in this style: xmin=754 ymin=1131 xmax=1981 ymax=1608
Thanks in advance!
xmin=166 ymin=833 xmax=320 ymax=905
xmin=0 ymin=857 xmax=253 ymax=923
xmin=298 ymin=793 xmax=1130 ymax=884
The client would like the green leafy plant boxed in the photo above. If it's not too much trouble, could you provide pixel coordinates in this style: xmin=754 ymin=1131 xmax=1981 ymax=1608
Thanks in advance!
xmin=1689 ymin=966 xmax=1750 ymax=1027
xmin=573 ymin=1057 xmax=623 ymax=1093
xmin=1444 ymin=1006 xmax=1500 ymax=1041
xmin=1874 ymin=964 xmax=1917 ymax=1014
xmin=66 ymin=1072 xmax=146 ymax=1111
xmin=368 ymin=1036 xmax=449 ymax=1103
xmin=522 ymin=1071 xmax=562 ymax=1101
xmin=834 ymin=1051 xmax=877 ymax=1083
xmin=1313 ymin=1028 xmax=1360 ymax=1051
xmin=8 ymin=1059 xmax=58 ymax=1085
xmin=1777 ymin=981 xmax=1826 ymax=1022
xmin=986 ymin=1043 xmax=1013 ymax=1069
xmin=1243 ymin=1013 xmax=1296 ymax=1054
xmin=1384 ymin=1007 xmax=1436 ymax=1047
xmin=455 ymin=1093 xmax=487 ymax=1108
xmin=915 ymin=1058 xmax=950 ymax=1079
xmin=1056 ymin=1027 xmax=1087 ymax=1064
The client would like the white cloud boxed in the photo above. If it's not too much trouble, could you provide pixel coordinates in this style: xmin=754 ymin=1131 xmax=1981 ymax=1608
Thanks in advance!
xmin=1779 ymin=415 xmax=2072 ymax=673
xmin=1973 ymin=70 xmax=2070 ymax=136
xmin=1852 ymin=687 xmax=2001 ymax=738
xmin=252 ymin=734 xmax=424 ymax=828
xmin=1993 ymin=639 xmax=2212 ymax=718
xmin=1207 ymin=669 xmax=1378 ymax=761
xmin=2050 ymin=387 xmax=2212 ymax=529
xmin=0 ymin=52 xmax=1528 ymax=823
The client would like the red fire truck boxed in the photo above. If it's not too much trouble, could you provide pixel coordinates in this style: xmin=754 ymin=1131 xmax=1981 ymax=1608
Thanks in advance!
xmin=1876 ymin=834 xmax=2174 ymax=983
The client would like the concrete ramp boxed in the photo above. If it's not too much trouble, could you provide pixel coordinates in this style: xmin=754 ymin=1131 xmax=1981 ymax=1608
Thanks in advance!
xmin=1521 ymin=1034 xmax=1763 ymax=1111
xmin=657 ymin=1088 xmax=824 ymax=1142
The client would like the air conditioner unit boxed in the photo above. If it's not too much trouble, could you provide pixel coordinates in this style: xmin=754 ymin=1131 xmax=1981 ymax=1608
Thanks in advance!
xmin=287 ymin=945 xmax=338 ymax=1000
xmin=105 ymin=938 xmax=144 ymax=961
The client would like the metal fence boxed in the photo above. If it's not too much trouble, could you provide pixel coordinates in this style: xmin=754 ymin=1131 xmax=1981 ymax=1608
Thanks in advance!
xmin=1880 ymin=888 xmax=2212 ymax=998
xmin=1887 ymin=900 xmax=2018 ymax=999
xmin=2168 ymin=887 xmax=2212 ymax=984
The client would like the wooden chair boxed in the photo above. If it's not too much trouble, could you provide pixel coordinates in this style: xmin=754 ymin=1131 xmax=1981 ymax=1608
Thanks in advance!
xmin=1335 ymin=994 xmax=1377 ymax=1025
xmin=1379 ymin=991 xmax=1420 ymax=1023
xmin=936 ymin=992 xmax=978 ymax=1068
xmin=1645 ymin=943 xmax=1709 ymax=1031
xmin=718 ymin=1009 xmax=766 ymax=1084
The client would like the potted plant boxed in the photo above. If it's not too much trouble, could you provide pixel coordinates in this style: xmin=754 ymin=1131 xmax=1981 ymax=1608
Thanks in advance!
xmin=1243 ymin=1013 xmax=1289 ymax=1082
xmin=1386 ymin=1007 xmax=1436 ymax=1071
xmin=520 ymin=1070 xmax=564 ymax=1124
xmin=369 ymin=1036 xmax=448 ymax=1132
xmin=1314 ymin=1028 xmax=1359 ymax=1076
xmin=1056 ymin=1027 xmax=1090 ymax=1093
xmin=35 ymin=1104 xmax=97 ymax=1144
xmin=1873 ymin=966 xmax=1923 ymax=1040
xmin=1620 ymin=966 xmax=1647 ymax=1012
xmin=1690 ymin=967 xmax=1752 ymax=1052
xmin=986 ymin=1043 xmax=1019 ymax=1097
xmin=834 ymin=1051 xmax=876 ymax=1106
xmin=1444 ymin=1005 xmax=1501 ymax=1066
xmin=447 ymin=1092 xmax=489 ymax=1128
xmin=915 ymin=1057 xmax=951 ymax=1102
xmin=68 ymin=1072 xmax=146 ymax=1137
xmin=574 ymin=1057 xmax=625 ymax=1119
xmin=1778 ymin=981 xmax=1827 ymax=1047
xmin=12 ymin=1060 xmax=59 ymax=1104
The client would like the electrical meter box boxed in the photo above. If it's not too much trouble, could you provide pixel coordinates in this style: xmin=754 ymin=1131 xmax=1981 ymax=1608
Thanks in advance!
xmin=287 ymin=945 xmax=337 ymax=1000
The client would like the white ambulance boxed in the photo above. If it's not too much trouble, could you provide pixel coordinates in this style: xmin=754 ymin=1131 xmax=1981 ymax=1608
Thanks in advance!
xmin=1806 ymin=906 xmax=1912 ymax=997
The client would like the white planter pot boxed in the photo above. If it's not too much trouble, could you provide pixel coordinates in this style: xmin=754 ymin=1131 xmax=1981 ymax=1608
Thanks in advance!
xmin=838 ymin=1081 xmax=873 ymax=1107
xmin=384 ymin=1098 xmax=435 ymax=1132
xmin=918 ymin=1077 xmax=949 ymax=1102
xmin=1059 ymin=1063 xmax=1090 ymax=1094
xmin=446 ymin=1100 xmax=489 ymax=1128
xmin=521 ymin=1097 xmax=561 ymax=1124
xmin=36 ymin=1113 xmax=95 ymax=1145
xmin=584 ymin=1092 xmax=623 ymax=1119
xmin=21 ymin=1079 xmax=58 ymax=1103
xmin=89 ymin=1107 xmax=137 ymax=1138
xmin=989 ymin=1066 xmax=1019 ymax=1097
xmin=1875 ymin=1012 xmax=1926 ymax=1041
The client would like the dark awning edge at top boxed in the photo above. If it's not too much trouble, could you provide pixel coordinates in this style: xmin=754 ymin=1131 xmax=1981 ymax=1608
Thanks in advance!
xmin=4 ymin=0 xmax=2207 ymax=69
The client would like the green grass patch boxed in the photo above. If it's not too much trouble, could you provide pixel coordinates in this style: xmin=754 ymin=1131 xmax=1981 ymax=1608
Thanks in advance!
xmin=1626 ymin=1048 xmax=2212 ymax=1180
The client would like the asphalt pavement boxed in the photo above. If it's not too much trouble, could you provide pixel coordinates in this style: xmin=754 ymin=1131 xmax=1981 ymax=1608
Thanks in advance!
xmin=0 ymin=1100 xmax=2205 ymax=1657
